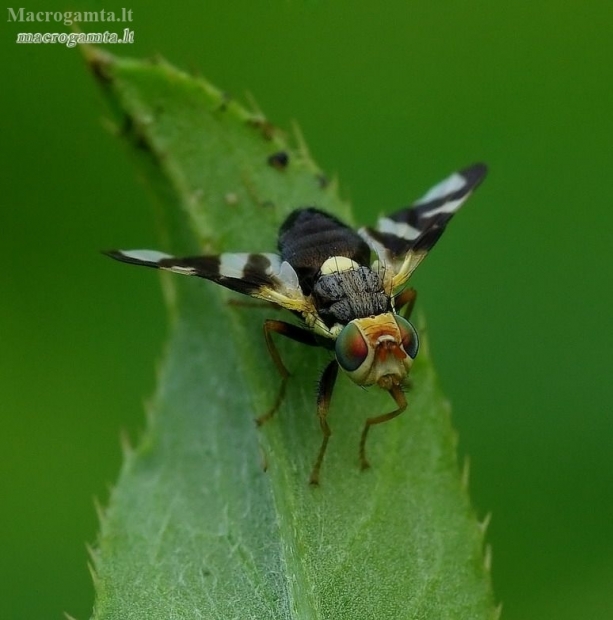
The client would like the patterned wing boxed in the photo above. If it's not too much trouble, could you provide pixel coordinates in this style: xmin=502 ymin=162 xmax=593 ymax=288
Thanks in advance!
xmin=104 ymin=249 xmax=310 ymax=312
xmin=359 ymin=163 xmax=487 ymax=290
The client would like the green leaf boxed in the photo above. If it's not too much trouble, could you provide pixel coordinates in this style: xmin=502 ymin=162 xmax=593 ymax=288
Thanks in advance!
xmin=87 ymin=48 xmax=498 ymax=620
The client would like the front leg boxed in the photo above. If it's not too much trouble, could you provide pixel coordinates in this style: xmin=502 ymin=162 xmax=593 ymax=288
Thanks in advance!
xmin=309 ymin=360 xmax=339 ymax=486
xmin=256 ymin=319 xmax=319 ymax=426
xmin=359 ymin=384 xmax=407 ymax=470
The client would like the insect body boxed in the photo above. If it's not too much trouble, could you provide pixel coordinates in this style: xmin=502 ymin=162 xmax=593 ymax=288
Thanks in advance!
xmin=106 ymin=163 xmax=487 ymax=484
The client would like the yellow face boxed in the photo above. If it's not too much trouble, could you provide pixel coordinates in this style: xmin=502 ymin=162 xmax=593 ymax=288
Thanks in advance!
xmin=334 ymin=313 xmax=419 ymax=388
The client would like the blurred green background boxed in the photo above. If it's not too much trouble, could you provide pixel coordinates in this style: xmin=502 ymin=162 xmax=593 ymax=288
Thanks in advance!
xmin=2 ymin=1 xmax=613 ymax=618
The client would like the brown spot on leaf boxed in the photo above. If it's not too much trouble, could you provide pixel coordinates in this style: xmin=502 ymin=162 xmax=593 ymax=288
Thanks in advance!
xmin=267 ymin=151 xmax=289 ymax=170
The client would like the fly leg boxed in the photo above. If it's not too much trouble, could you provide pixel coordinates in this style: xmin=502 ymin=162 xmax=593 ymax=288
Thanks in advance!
xmin=309 ymin=360 xmax=339 ymax=486
xmin=359 ymin=385 xmax=407 ymax=470
xmin=394 ymin=287 xmax=417 ymax=319
xmin=394 ymin=287 xmax=418 ymax=390
xmin=256 ymin=319 xmax=319 ymax=426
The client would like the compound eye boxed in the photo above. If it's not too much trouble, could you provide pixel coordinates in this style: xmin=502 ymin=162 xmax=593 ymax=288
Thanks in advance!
xmin=335 ymin=322 xmax=369 ymax=372
xmin=395 ymin=315 xmax=419 ymax=359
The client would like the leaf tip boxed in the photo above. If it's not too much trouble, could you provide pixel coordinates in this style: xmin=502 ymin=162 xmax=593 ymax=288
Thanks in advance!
xmin=87 ymin=554 xmax=101 ymax=589
xmin=93 ymin=495 xmax=106 ymax=526
xmin=479 ymin=512 xmax=492 ymax=535
xmin=87 ymin=562 xmax=100 ymax=590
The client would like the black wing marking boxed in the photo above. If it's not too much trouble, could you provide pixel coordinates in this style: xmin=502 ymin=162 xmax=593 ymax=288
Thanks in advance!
xmin=359 ymin=163 xmax=487 ymax=290
xmin=104 ymin=249 xmax=311 ymax=312
xmin=279 ymin=208 xmax=371 ymax=295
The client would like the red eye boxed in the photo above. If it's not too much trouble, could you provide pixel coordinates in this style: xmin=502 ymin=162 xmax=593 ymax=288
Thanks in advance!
xmin=395 ymin=316 xmax=419 ymax=359
xmin=335 ymin=322 xmax=369 ymax=372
